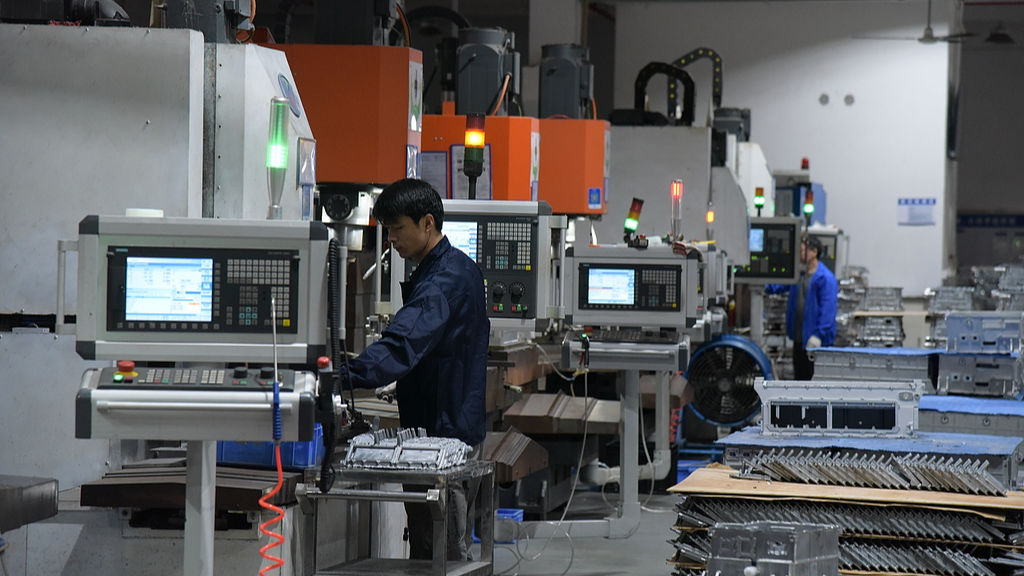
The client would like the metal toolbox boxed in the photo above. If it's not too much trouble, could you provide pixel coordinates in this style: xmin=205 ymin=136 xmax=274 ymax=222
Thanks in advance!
xmin=707 ymin=522 xmax=840 ymax=576
xmin=811 ymin=347 xmax=935 ymax=384
xmin=936 ymin=353 xmax=1019 ymax=398
xmin=945 ymin=311 xmax=1022 ymax=354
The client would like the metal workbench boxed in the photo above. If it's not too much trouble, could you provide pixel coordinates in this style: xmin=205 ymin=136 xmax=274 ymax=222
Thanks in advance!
xmin=296 ymin=460 xmax=495 ymax=576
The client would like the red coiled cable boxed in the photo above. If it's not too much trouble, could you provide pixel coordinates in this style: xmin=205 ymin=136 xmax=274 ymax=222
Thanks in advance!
xmin=258 ymin=444 xmax=286 ymax=575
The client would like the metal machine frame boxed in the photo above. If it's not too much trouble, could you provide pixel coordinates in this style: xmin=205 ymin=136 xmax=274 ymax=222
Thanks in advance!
xmin=755 ymin=378 xmax=927 ymax=438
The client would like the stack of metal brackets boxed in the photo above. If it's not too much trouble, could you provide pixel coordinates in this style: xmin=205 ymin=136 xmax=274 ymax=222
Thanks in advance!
xmin=704 ymin=522 xmax=840 ymax=576
xmin=719 ymin=427 xmax=1023 ymax=495
xmin=925 ymin=286 xmax=976 ymax=349
xmin=670 ymin=485 xmax=1024 ymax=576
xmin=342 ymin=428 xmax=471 ymax=470
xmin=854 ymin=287 xmax=905 ymax=347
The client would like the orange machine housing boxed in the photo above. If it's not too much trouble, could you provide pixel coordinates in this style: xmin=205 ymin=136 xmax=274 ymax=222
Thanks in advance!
xmin=422 ymin=111 xmax=538 ymax=200
xmin=538 ymin=119 xmax=609 ymax=215
xmin=268 ymin=44 xmax=421 ymax=185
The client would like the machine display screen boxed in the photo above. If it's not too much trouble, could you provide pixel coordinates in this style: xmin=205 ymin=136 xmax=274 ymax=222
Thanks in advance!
xmin=578 ymin=263 xmax=680 ymax=312
xmin=749 ymin=228 xmax=765 ymax=253
xmin=106 ymin=246 xmax=300 ymax=334
xmin=734 ymin=220 xmax=800 ymax=283
xmin=445 ymin=220 xmax=480 ymax=262
xmin=587 ymin=268 xmax=635 ymax=305
xmin=125 ymin=257 xmax=213 ymax=322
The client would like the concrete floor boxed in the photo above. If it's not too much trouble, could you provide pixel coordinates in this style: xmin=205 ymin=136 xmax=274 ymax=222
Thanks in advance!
xmin=483 ymin=491 xmax=680 ymax=576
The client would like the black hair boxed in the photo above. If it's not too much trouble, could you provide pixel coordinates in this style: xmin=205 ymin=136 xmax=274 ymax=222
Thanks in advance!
xmin=372 ymin=178 xmax=445 ymax=232
xmin=803 ymin=234 xmax=824 ymax=259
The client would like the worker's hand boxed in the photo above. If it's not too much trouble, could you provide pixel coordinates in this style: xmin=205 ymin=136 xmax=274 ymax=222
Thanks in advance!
xmin=806 ymin=336 xmax=822 ymax=349
xmin=672 ymin=241 xmax=688 ymax=256
xmin=375 ymin=383 xmax=397 ymax=404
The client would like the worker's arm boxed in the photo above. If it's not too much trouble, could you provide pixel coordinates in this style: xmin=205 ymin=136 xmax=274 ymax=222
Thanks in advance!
xmin=812 ymin=273 xmax=839 ymax=343
xmin=764 ymin=284 xmax=788 ymax=295
xmin=342 ymin=281 xmax=451 ymax=389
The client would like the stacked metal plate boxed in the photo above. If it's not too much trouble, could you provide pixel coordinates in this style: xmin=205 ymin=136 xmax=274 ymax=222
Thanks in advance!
xmin=671 ymin=492 xmax=1024 ymax=576
xmin=718 ymin=427 xmax=1024 ymax=495
xmin=970 ymin=266 xmax=1002 ymax=311
xmin=836 ymin=278 xmax=866 ymax=347
xmin=995 ymin=262 xmax=1024 ymax=312
xmin=853 ymin=287 xmax=905 ymax=348
xmin=811 ymin=347 xmax=935 ymax=384
xmin=920 ymin=395 xmax=1024 ymax=437
xmin=342 ymin=427 xmax=471 ymax=470
xmin=925 ymin=286 xmax=977 ymax=349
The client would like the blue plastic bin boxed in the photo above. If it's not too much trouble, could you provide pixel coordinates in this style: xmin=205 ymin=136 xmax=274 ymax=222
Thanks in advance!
xmin=677 ymin=459 xmax=710 ymax=484
xmin=473 ymin=508 xmax=524 ymax=544
xmin=216 ymin=424 xmax=324 ymax=471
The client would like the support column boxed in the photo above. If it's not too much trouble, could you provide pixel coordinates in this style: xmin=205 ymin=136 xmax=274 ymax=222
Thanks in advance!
xmin=184 ymin=440 xmax=217 ymax=576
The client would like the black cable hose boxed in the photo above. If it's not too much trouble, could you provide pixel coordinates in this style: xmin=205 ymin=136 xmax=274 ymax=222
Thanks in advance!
xmin=319 ymin=237 xmax=345 ymax=493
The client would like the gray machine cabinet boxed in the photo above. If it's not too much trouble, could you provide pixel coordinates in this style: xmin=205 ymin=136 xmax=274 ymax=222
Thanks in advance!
xmin=0 ymin=24 xmax=205 ymax=315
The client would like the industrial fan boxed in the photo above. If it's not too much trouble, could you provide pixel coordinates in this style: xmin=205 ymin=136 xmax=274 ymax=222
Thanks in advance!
xmin=684 ymin=335 xmax=772 ymax=427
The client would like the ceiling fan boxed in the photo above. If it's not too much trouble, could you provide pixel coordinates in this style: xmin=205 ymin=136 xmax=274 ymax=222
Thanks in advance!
xmin=855 ymin=0 xmax=975 ymax=44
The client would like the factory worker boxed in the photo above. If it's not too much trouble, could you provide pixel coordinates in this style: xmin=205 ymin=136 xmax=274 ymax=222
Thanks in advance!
xmin=770 ymin=234 xmax=838 ymax=380
xmin=341 ymin=178 xmax=490 ymax=561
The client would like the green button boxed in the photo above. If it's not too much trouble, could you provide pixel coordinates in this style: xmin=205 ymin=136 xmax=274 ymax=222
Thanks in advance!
xmin=113 ymin=374 xmax=124 ymax=383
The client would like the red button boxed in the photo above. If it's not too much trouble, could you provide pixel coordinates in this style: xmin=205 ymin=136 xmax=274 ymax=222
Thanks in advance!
xmin=117 ymin=360 xmax=135 ymax=373
xmin=317 ymin=356 xmax=331 ymax=369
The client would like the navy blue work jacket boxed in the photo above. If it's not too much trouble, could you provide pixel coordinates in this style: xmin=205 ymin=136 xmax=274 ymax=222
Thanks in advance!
xmin=769 ymin=264 xmax=839 ymax=348
xmin=344 ymin=236 xmax=490 ymax=446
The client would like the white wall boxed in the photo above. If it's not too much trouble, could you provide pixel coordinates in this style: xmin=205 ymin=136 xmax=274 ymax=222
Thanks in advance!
xmin=614 ymin=1 xmax=951 ymax=295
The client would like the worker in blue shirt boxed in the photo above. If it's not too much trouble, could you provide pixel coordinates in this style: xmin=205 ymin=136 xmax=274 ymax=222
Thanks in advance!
xmin=771 ymin=235 xmax=838 ymax=380
xmin=341 ymin=178 xmax=490 ymax=561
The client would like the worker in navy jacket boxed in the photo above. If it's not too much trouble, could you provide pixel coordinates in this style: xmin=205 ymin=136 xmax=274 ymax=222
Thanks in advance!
xmin=342 ymin=178 xmax=490 ymax=560
xmin=769 ymin=234 xmax=838 ymax=380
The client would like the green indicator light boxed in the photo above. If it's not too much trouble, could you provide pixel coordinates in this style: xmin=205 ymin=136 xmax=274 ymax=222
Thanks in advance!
xmin=113 ymin=374 xmax=124 ymax=383
xmin=241 ymin=380 xmax=247 ymax=385
xmin=754 ymin=197 xmax=765 ymax=207
xmin=803 ymin=203 xmax=814 ymax=214
xmin=624 ymin=217 xmax=639 ymax=232
xmin=267 ymin=98 xmax=289 ymax=169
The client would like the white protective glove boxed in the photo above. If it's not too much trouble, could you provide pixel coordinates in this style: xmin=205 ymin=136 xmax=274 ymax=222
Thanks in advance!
xmin=375 ymin=382 xmax=397 ymax=404
xmin=806 ymin=336 xmax=822 ymax=349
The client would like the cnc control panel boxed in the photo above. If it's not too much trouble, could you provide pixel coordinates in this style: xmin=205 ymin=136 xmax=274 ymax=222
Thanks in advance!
xmin=94 ymin=366 xmax=297 ymax=392
xmin=446 ymin=215 xmax=538 ymax=318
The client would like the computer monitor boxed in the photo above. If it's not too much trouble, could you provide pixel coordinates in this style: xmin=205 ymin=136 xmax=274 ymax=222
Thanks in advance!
xmin=444 ymin=220 xmax=480 ymax=262
xmin=587 ymin=267 xmax=636 ymax=306
xmin=734 ymin=217 xmax=802 ymax=285
xmin=76 ymin=215 xmax=329 ymax=363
